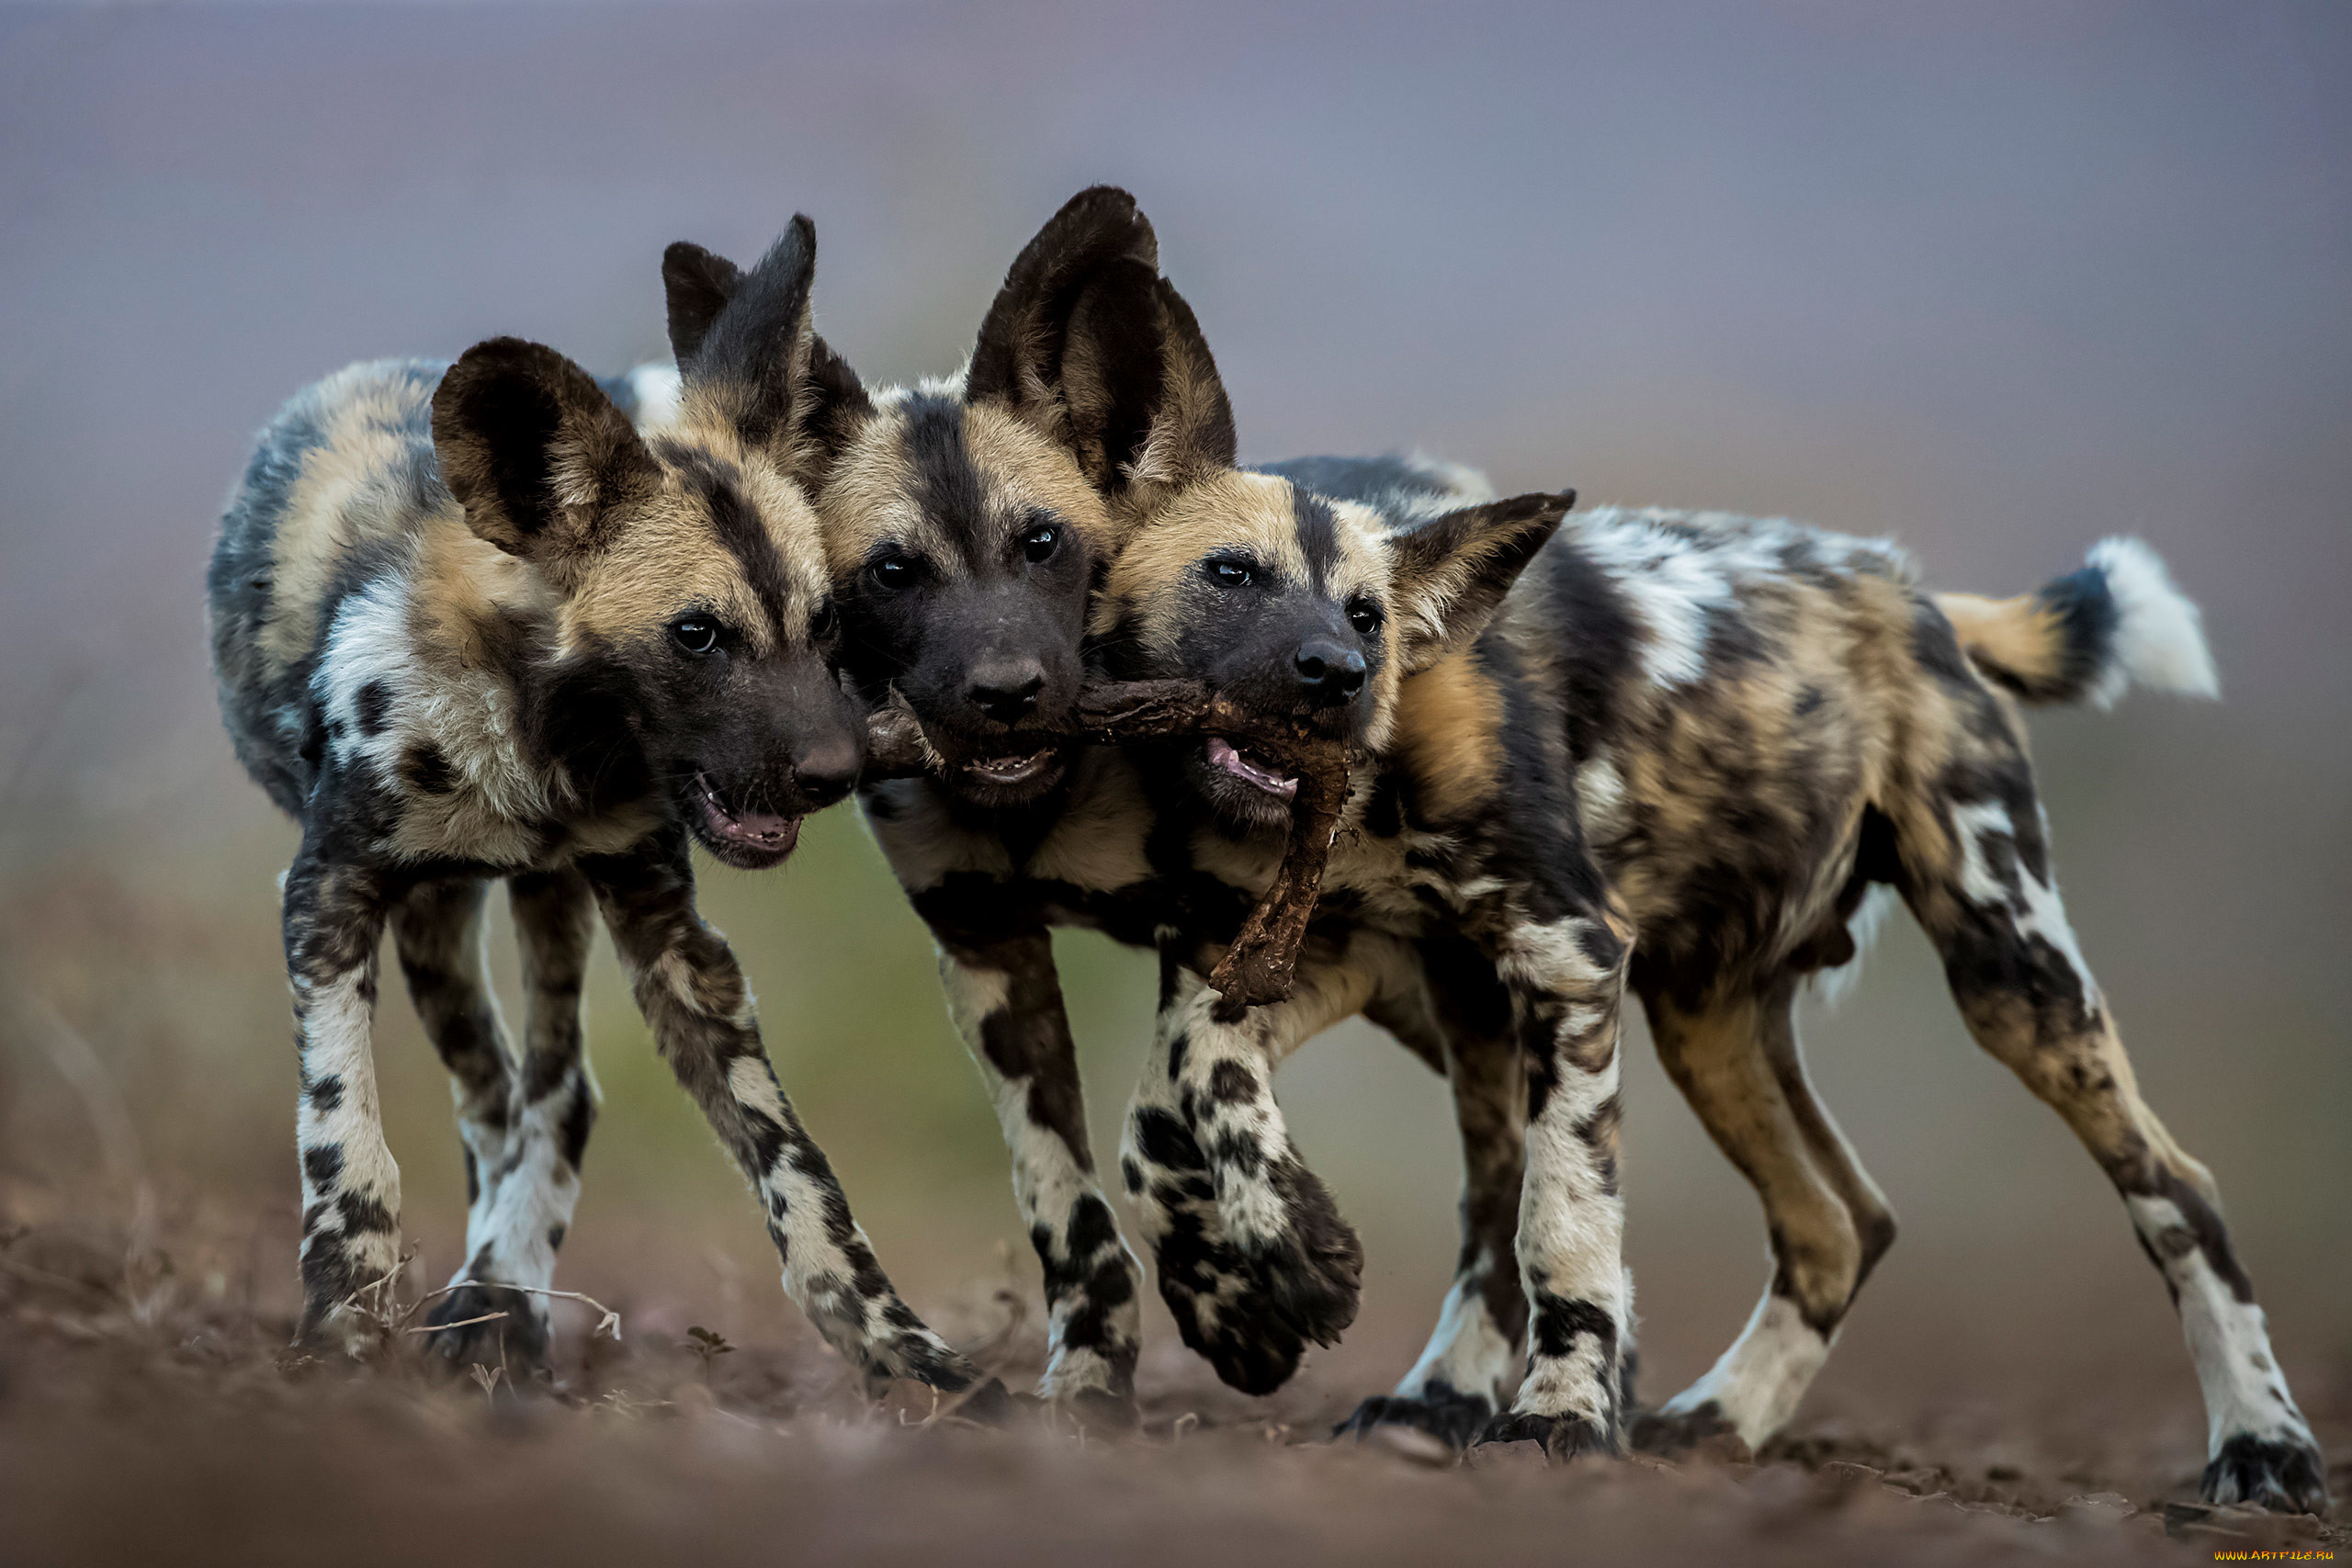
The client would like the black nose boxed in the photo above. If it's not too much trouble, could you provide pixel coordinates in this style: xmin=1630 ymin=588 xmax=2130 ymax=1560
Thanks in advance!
xmin=1294 ymin=637 xmax=1367 ymax=704
xmin=968 ymin=660 xmax=1046 ymax=724
xmin=793 ymin=734 xmax=862 ymax=806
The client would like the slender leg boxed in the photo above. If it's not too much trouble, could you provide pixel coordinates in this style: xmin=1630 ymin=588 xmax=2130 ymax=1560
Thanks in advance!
xmin=581 ymin=831 xmax=1003 ymax=1407
xmin=1634 ymin=973 xmax=1894 ymax=1451
xmin=1120 ymin=941 xmax=1389 ymax=1394
xmin=285 ymin=847 xmax=401 ymax=1349
xmin=390 ymin=876 xmax=527 ymax=1366
xmin=1473 ymin=899 xmax=1636 ymax=1459
xmin=930 ymin=919 xmax=1140 ymax=1412
xmin=394 ymin=870 xmax=599 ymax=1371
xmin=1896 ymin=754 xmax=2326 ymax=1514
xmin=1340 ymin=940 xmax=1531 ymax=1448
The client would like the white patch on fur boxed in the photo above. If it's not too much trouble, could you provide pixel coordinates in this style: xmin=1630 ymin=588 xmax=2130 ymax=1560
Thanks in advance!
xmin=1398 ymin=1276 xmax=1520 ymax=1407
xmin=2084 ymin=537 xmax=2220 ymax=708
xmin=1811 ymin=885 xmax=1899 ymax=1010
xmin=624 ymin=363 xmax=684 ymax=432
xmin=1498 ymin=915 xmax=1618 ymax=994
xmin=2125 ymin=1196 xmax=2317 ymax=1459
xmin=1575 ymin=751 xmax=1630 ymax=842
xmin=1660 ymin=1292 xmax=1831 ymax=1447
xmin=1950 ymin=799 xmax=2099 ymax=1008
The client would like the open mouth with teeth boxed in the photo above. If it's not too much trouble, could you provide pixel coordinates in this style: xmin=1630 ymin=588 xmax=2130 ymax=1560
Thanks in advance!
xmin=1205 ymin=735 xmax=1299 ymax=801
xmin=692 ymin=774 xmax=801 ymax=867
xmin=962 ymin=750 xmax=1057 ymax=787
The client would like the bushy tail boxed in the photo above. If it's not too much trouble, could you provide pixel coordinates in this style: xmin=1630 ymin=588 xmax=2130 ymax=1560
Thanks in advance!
xmin=1935 ymin=536 xmax=2220 ymax=709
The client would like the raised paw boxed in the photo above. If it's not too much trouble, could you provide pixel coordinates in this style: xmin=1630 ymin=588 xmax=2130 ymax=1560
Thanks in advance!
xmin=419 ymin=1282 xmax=549 ymax=1375
xmin=1630 ymin=1398 xmax=1747 ymax=1456
xmin=1149 ymin=1205 xmax=1306 ymax=1394
xmin=1335 ymin=1384 xmax=1497 ymax=1451
xmin=2202 ymin=1431 xmax=2330 ymax=1515
xmin=1475 ymin=1409 xmax=1622 ymax=1462
xmin=1236 ymin=1159 xmax=1363 ymax=1348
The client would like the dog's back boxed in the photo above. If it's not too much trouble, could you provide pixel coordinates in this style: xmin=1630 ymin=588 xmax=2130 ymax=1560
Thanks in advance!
xmin=207 ymin=359 xmax=453 ymax=817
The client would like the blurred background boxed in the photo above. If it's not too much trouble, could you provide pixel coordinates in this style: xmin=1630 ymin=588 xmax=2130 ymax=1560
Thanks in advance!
xmin=1 ymin=0 xmax=2346 ymax=1432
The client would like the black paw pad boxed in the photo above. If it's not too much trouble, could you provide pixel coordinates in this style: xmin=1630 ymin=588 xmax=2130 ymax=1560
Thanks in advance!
xmin=1335 ymin=1386 xmax=1495 ymax=1451
xmin=420 ymin=1283 xmax=549 ymax=1373
xmin=2201 ymin=1432 xmax=2330 ymax=1516
xmin=1474 ymin=1409 xmax=1621 ymax=1462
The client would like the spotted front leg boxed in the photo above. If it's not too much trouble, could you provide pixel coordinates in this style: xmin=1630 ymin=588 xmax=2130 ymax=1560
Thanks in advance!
xmin=1124 ymin=942 xmax=1397 ymax=1393
xmin=583 ymin=832 xmax=1003 ymax=1410
xmin=1341 ymin=953 xmax=1530 ymax=1449
xmin=932 ymin=925 xmax=1140 ymax=1413
xmin=284 ymin=850 xmax=401 ymax=1350
xmin=1474 ymin=906 xmax=1634 ymax=1461
xmin=394 ymin=871 xmax=600 ymax=1371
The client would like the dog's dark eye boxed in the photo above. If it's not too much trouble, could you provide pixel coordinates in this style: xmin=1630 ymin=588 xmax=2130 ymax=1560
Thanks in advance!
xmin=809 ymin=598 xmax=839 ymax=641
xmin=1205 ymin=557 xmax=1255 ymax=589
xmin=672 ymin=616 xmax=721 ymax=656
xmin=1347 ymin=597 xmax=1384 ymax=637
xmin=870 ymin=555 xmax=917 ymax=591
xmin=1021 ymin=523 xmax=1059 ymax=564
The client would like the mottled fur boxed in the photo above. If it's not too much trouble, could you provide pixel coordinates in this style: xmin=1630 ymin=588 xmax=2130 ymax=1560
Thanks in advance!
xmin=810 ymin=186 xmax=2319 ymax=1506
xmin=207 ymin=226 xmax=1000 ymax=1407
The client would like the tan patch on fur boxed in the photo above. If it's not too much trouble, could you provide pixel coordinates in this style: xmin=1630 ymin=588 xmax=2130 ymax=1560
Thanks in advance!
xmin=1392 ymin=649 xmax=1503 ymax=823
xmin=1098 ymin=470 xmax=1305 ymax=643
xmin=817 ymin=402 xmax=937 ymax=574
xmin=562 ymin=443 xmax=827 ymax=658
xmin=262 ymin=365 xmax=441 ymax=671
xmin=1934 ymin=591 xmax=2064 ymax=689
xmin=960 ymin=402 xmax=1116 ymax=549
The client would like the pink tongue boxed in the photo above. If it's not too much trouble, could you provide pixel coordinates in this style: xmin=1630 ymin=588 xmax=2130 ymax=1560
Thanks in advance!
xmin=1208 ymin=736 xmax=1298 ymax=800
xmin=726 ymin=810 xmax=796 ymax=842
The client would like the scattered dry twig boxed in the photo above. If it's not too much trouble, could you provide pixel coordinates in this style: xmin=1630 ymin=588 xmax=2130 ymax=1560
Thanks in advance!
xmin=402 ymin=1279 xmax=624 ymax=1342
xmin=404 ymin=1310 xmax=507 ymax=1336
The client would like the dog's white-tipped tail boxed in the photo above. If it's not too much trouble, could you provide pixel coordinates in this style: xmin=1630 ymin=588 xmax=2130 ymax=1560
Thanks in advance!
xmin=2083 ymin=536 xmax=2220 ymax=706
xmin=1935 ymin=536 xmax=2219 ymax=709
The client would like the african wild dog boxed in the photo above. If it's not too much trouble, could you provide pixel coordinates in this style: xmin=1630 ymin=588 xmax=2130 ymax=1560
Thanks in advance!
xmin=653 ymin=188 xmax=1216 ymax=1415
xmin=1086 ymin=438 xmax=2323 ymax=1508
xmin=768 ymin=186 xmax=2322 ymax=1504
xmin=206 ymin=220 xmax=1005 ymax=1411
xmin=672 ymin=186 xmax=1571 ymax=1416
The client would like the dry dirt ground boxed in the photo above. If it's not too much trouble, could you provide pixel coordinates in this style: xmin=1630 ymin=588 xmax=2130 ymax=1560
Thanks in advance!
xmin=3 ymin=1204 xmax=2345 ymax=1568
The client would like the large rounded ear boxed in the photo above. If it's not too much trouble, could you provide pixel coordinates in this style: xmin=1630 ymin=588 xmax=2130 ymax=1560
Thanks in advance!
xmin=966 ymin=186 xmax=1234 ymax=499
xmin=431 ymin=337 xmax=658 ymax=577
xmin=673 ymin=215 xmax=872 ymax=475
xmin=1387 ymin=491 xmax=1575 ymax=674
xmin=662 ymin=241 xmax=744 ymax=366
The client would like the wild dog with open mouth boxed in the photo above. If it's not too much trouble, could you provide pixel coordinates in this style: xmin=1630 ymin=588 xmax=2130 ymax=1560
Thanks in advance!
xmin=666 ymin=187 xmax=1569 ymax=1415
xmin=1092 ymin=441 xmax=2324 ymax=1507
xmin=207 ymin=221 xmax=1004 ymax=1410
xmin=654 ymin=189 xmax=1229 ymax=1413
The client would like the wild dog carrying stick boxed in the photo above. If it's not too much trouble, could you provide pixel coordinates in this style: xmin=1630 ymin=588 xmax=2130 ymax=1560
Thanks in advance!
xmin=864 ymin=679 xmax=1352 ymax=1014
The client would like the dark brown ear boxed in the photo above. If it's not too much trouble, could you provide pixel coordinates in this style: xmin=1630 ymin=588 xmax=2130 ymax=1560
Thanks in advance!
xmin=662 ymin=242 xmax=744 ymax=366
xmin=1386 ymin=491 xmax=1575 ymax=673
xmin=966 ymin=186 xmax=1234 ymax=497
xmin=670 ymin=216 xmax=871 ymax=479
xmin=432 ymin=337 xmax=657 ymax=577
xmin=674 ymin=215 xmax=817 ymax=450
